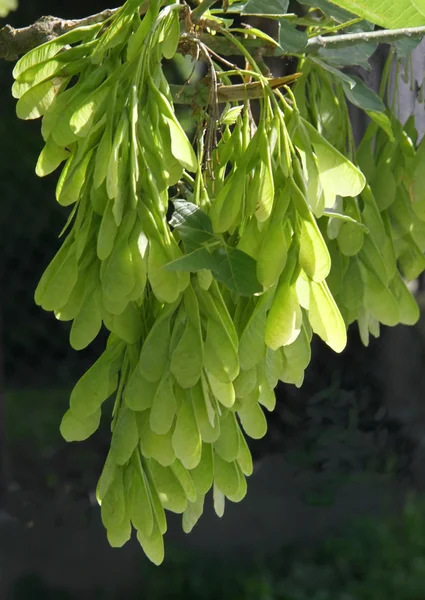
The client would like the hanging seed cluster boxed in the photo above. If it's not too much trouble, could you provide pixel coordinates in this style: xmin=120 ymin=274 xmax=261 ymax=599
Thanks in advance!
xmin=12 ymin=0 xmax=423 ymax=564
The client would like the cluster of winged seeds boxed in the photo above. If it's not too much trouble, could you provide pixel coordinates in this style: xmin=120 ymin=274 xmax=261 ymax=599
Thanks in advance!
xmin=12 ymin=0 xmax=423 ymax=564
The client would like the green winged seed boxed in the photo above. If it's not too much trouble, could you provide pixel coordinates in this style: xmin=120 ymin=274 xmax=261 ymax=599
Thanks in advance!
xmin=111 ymin=408 xmax=139 ymax=465
xmin=391 ymin=272 xmax=420 ymax=326
xmin=13 ymin=24 xmax=102 ymax=79
xmin=341 ymin=258 xmax=364 ymax=311
xmin=337 ymin=221 xmax=365 ymax=257
xmin=144 ymin=467 xmax=167 ymax=535
xmin=303 ymin=120 xmax=366 ymax=204
xmin=36 ymin=242 xmax=78 ymax=312
xmin=139 ymin=305 xmax=177 ymax=382
xmin=149 ymin=372 xmax=177 ymax=435
xmin=36 ymin=137 xmax=69 ymax=177
xmin=56 ymin=150 xmax=93 ymax=207
xmin=213 ymin=485 xmax=226 ymax=518
xmin=257 ymin=381 xmax=276 ymax=412
xmin=280 ymin=325 xmax=311 ymax=388
xmin=129 ymin=466 xmax=154 ymax=538
xmin=213 ymin=453 xmax=240 ymax=497
xmin=236 ymin=430 xmax=253 ymax=476
xmin=189 ymin=443 xmax=214 ymax=496
xmin=204 ymin=317 xmax=239 ymax=383
xmin=107 ymin=520 xmax=132 ymax=548
xmin=139 ymin=419 xmax=176 ymax=467
xmin=363 ymin=267 xmax=399 ymax=326
xmin=161 ymin=9 xmax=181 ymax=59
xmin=70 ymin=352 xmax=115 ymax=419
xmin=256 ymin=220 xmax=288 ymax=288
xmin=207 ymin=372 xmax=235 ymax=409
xmin=102 ymin=240 xmax=135 ymax=312
xmin=151 ymin=87 xmax=197 ymax=172
xmin=170 ymin=460 xmax=197 ymax=503
xmin=97 ymin=201 xmax=118 ymax=260
xmin=237 ymin=402 xmax=267 ymax=440
xmin=148 ymin=239 xmax=181 ymax=304
xmin=128 ymin=232 xmax=147 ymax=301
xmin=100 ymin=468 xmax=126 ymax=530
xmin=214 ymin=410 xmax=241 ymax=462
xmin=16 ymin=79 xmax=61 ymax=120
xmin=308 ymin=280 xmax=347 ymax=353
xmin=97 ymin=452 xmax=117 ymax=502
xmin=60 ymin=407 xmax=101 ymax=442
xmin=226 ymin=464 xmax=247 ymax=503
xmin=191 ymin=381 xmax=220 ymax=443
xmin=239 ymin=295 xmax=268 ymax=370
xmin=299 ymin=216 xmax=331 ymax=282
xmin=233 ymin=366 xmax=257 ymax=399
xmin=182 ymin=496 xmax=205 ymax=534
xmin=172 ymin=393 xmax=202 ymax=469
xmin=265 ymin=282 xmax=302 ymax=350
xmin=148 ymin=459 xmax=188 ymax=514
xmin=265 ymin=347 xmax=284 ymax=389
xmin=70 ymin=289 xmax=102 ymax=350
xmin=170 ymin=320 xmax=203 ymax=388
xmin=125 ymin=367 xmax=158 ymax=411
xmin=112 ymin=303 xmax=143 ymax=345
xmin=136 ymin=521 xmax=165 ymax=566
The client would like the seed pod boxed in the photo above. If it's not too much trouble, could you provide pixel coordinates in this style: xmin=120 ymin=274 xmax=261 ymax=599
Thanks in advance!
xmin=172 ymin=388 xmax=202 ymax=469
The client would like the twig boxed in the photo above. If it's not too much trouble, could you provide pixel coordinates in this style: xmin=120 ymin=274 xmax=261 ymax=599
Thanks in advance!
xmin=307 ymin=25 xmax=425 ymax=51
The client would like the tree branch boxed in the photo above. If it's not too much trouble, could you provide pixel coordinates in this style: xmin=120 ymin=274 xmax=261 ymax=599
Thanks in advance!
xmin=1 ymin=4 xmax=425 ymax=64
xmin=0 ymin=9 xmax=118 ymax=61
xmin=307 ymin=25 xmax=425 ymax=52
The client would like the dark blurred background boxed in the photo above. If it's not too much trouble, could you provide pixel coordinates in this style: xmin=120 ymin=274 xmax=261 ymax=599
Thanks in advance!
xmin=2 ymin=2 xmax=425 ymax=599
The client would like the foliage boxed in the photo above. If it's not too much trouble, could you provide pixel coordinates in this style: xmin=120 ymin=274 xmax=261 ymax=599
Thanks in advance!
xmin=6 ymin=0 xmax=425 ymax=564
xmin=150 ymin=496 xmax=425 ymax=600
xmin=0 ymin=0 xmax=17 ymax=18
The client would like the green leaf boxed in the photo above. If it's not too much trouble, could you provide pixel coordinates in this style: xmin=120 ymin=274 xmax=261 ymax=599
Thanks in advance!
xmin=211 ymin=246 xmax=263 ymax=296
xmin=299 ymin=0 xmax=355 ymax=21
xmin=241 ymin=0 xmax=289 ymax=16
xmin=342 ymin=76 xmax=385 ymax=112
xmin=165 ymin=248 xmax=217 ymax=272
xmin=170 ymin=200 xmax=214 ymax=245
xmin=328 ymin=0 xmax=425 ymax=28
xmin=317 ymin=42 xmax=376 ymax=70
xmin=278 ymin=20 xmax=308 ymax=53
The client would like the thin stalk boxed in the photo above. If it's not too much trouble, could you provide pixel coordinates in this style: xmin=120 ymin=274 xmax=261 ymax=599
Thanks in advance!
xmin=191 ymin=0 xmax=217 ymax=24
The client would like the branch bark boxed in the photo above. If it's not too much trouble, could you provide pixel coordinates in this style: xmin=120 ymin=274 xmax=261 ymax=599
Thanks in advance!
xmin=1 ymin=5 xmax=425 ymax=63
xmin=0 ymin=9 xmax=119 ymax=61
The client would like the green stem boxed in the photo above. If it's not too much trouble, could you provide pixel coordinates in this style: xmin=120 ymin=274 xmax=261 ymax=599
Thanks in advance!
xmin=191 ymin=0 xmax=217 ymax=24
